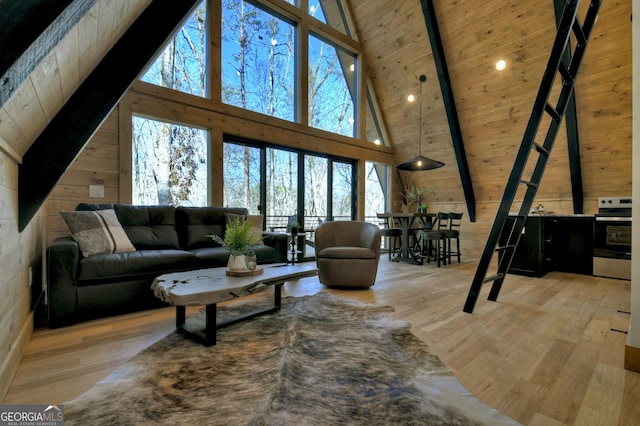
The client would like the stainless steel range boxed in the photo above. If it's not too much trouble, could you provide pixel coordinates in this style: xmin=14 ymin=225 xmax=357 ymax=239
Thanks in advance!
xmin=593 ymin=196 xmax=632 ymax=280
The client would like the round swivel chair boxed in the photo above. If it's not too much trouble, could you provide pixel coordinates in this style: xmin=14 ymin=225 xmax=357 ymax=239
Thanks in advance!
xmin=314 ymin=221 xmax=381 ymax=288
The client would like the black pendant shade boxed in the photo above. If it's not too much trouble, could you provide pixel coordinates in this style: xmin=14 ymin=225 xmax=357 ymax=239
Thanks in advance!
xmin=396 ymin=155 xmax=445 ymax=171
xmin=396 ymin=75 xmax=444 ymax=171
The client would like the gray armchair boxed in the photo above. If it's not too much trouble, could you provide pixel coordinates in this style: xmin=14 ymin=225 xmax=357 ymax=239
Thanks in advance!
xmin=314 ymin=221 xmax=381 ymax=288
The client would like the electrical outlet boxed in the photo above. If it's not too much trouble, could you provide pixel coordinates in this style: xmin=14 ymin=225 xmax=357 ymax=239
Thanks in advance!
xmin=89 ymin=185 xmax=105 ymax=198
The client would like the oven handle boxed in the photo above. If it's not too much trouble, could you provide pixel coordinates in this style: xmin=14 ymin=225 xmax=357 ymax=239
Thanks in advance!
xmin=595 ymin=216 xmax=632 ymax=222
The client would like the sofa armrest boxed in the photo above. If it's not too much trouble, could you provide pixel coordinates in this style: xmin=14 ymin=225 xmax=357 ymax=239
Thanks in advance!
xmin=261 ymin=232 xmax=288 ymax=263
xmin=47 ymin=237 xmax=80 ymax=328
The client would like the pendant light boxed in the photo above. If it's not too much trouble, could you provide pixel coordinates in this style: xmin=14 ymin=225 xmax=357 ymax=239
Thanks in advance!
xmin=396 ymin=75 xmax=445 ymax=171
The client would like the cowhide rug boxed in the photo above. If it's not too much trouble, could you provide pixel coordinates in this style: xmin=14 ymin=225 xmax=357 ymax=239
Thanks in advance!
xmin=64 ymin=292 xmax=519 ymax=425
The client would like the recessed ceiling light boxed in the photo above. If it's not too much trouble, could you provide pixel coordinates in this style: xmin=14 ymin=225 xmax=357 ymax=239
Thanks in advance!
xmin=495 ymin=59 xmax=507 ymax=71
xmin=407 ymin=94 xmax=415 ymax=102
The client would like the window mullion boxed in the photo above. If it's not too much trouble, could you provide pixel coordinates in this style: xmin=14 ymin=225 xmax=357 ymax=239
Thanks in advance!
xmin=298 ymin=12 xmax=309 ymax=126
xmin=209 ymin=0 xmax=221 ymax=103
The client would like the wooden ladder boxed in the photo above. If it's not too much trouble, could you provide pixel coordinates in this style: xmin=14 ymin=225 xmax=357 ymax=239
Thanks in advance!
xmin=463 ymin=0 xmax=602 ymax=313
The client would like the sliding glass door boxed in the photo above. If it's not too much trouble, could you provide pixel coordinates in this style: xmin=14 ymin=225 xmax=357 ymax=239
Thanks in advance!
xmin=223 ymin=138 xmax=355 ymax=258
xmin=223 ymin=143 xmax=261 ymax=214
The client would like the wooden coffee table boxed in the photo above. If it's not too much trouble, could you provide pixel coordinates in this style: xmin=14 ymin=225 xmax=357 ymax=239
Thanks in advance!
xmin=151 ymin=264 xmax=318 ymax=346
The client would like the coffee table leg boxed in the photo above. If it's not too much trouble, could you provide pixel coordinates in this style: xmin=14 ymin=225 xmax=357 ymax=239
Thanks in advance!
xmin=274 ymin=283 xmax=282 ymax=309
xmin=204 ymin=304 xmax=216 ymax=346
xmin=177 ymin=284 xmax=284 ymax=347
xmin=176 ymin=305 xmax=185 ymax=328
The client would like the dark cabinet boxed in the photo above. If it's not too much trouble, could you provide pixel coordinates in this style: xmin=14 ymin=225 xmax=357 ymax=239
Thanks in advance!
xmin=545 ymin=217 xmax=594 ymax=275
xmin=501 ymin=216 xmax=546 ymax=277
xmin=501 ymin=215 xmax=594 ymax=277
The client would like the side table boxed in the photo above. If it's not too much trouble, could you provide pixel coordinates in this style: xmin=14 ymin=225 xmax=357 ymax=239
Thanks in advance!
xmin=286 ymin=232 xmax=305 ymax=264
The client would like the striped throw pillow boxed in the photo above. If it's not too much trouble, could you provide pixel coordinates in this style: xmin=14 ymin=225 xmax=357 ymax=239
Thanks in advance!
xmin=60 ymin=209 xmax=136 ymax=257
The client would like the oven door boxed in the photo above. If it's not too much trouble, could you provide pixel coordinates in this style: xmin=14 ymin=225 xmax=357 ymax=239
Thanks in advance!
xmin=593 ymin=216 xmax=631 ymax=280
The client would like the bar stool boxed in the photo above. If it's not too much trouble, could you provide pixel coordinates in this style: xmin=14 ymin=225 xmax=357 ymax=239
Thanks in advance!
xmin=420 ymin=212 xmax=449 ymax=267
xmin=445 ymin=212 xmax=463 ymax=264
xmin=377 ymin=214 xmax=402 ymax=260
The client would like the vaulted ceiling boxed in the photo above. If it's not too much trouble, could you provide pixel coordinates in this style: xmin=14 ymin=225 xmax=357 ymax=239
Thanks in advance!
xmin=0 ymin=0 xmax=632 ymax=231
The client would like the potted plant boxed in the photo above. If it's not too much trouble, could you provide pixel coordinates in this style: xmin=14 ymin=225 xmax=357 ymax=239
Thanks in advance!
xmin=287 ymin=221 xmax=301 ymax=236
xmin=209 ymin=217 xmax=262 ymax=270
xmin=400 ymin=185 xmax=431 ymax=212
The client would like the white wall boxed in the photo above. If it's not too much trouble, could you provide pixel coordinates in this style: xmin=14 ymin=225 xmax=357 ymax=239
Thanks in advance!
xmin=630 ymin=1 xmax=639 ymax=349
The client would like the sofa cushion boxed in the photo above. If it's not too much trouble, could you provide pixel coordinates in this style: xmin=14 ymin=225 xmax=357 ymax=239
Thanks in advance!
xmin=77 ymin=249 xmax=195 ymax=284
xmin=317 ymin=247 xmax=377 ymax=259
xmin=177 ymin=206 xmax=248 ymax=250
xmin=60 ymin=209 xmax=136 ymax=257
xmin=114 ymin=205 xmax=180 ymax=249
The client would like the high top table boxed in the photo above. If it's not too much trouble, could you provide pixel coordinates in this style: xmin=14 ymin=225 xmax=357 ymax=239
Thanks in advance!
xmin=152 ymin=263 xmax=318 ymax=346
xmin=377 ymin=212 xmax=435 ymax=265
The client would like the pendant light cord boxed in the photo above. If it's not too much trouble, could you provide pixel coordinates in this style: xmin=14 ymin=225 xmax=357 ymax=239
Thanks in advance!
xmin=418 ymin=74 xmax=426 ymax=157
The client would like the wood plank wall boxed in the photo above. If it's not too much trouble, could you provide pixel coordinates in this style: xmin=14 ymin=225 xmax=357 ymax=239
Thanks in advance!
xmin=351 ymin=0 xmax=632 ymax=257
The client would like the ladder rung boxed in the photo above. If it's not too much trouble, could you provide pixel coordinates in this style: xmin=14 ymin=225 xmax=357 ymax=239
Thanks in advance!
xmin=572 ymin=19 xmax=586 ymax=44
xmin=533 ymin=142 xmax=549 ymax=156
xmin=558 ymin=62 xmax=574 ymax=85
xmin=519 ymin=180 xmax=538 ymax=189
xmin=483 ymin=273 xmax=505 ymax=284
xmin=545 ymin=103 xmax=561 ymax=121
xmin=495 ymin=245 xmax=516 ymax=253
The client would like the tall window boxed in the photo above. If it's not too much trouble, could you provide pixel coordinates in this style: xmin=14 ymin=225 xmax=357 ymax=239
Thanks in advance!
xmin=332 ymin=161 xmax=354 ymax=221
xmin=132 ymin=117 xmax=208 ymax=206
xmin=309 ymin=0 xmax=350 ymax=36
xmin=223 ymin=143 xmax=261 ymax=213
xmin=140 ymin=1 xmax=207 ymax=97
xmin=221 ymin=0 xmax=296 ymax=121
xmin=308 ymin=33 xmax=356 ymax=137
xmin=304 ymin=155 xmax=328 ymax=226
xmin=365 ymin=161 xmax=389 ymax=222
xmin=266 ymin=147 xmax=299 ymax=229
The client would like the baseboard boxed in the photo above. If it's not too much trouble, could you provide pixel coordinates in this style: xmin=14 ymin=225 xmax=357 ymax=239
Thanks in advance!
xmin=0 ymin=313 xmax=34 ymax=402
xmin=624 ymin=343 xmax=640 ymax=373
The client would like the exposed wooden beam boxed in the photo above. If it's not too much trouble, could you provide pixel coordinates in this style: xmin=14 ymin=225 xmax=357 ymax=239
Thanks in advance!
xmin=18 ymin=0 xmax=200 ymax=231
xmin=419 ymin=0 xmax=476 ymax=222
xmin=554 ymin=0 xmax=584 ymax=214
xmin=0 ymin=0 xmax=99 ymax=108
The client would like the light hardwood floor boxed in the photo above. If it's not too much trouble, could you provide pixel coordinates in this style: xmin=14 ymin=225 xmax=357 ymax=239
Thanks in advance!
xmin=4 ymin=258 xmax=640 ymax=425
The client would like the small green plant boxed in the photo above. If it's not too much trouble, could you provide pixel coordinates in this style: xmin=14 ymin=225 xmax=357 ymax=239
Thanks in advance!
xmin=209 ymin=217 xmax=261 ymax=256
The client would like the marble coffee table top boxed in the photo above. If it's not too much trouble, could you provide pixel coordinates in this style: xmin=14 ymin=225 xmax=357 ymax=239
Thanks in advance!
xmin=152 ymin=263 xmax=318 ymax=306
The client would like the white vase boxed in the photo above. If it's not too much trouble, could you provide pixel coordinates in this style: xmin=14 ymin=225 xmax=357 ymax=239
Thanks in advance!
xmin=227 ymin=254 xmax=246 ymax=271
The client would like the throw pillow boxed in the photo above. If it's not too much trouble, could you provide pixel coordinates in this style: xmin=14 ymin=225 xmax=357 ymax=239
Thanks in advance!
xmin=60 ymin=209 xmax=136 ymax=257
xmin=224 ymin=213 xmax=264 ymax=245
xmin=246 ymin=214 xmax=265 ymax=246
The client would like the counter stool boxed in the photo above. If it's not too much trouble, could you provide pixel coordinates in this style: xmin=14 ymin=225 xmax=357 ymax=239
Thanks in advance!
xmin=377 ymin=214 xmax=402 ymax=260
xmin=420 ymin=212 xmax=449 ymax=267
xmin=445 ymin=212 xmax=463 ymax=264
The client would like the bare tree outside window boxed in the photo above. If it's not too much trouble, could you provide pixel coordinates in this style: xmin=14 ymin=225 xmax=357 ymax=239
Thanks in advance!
xmin=222 ymin=0 xmax=295 ymax=121
xmin=132 ymin=117 xmax=208 ymax=206
xmin=141 ymin=1 xmax=207 ymax=97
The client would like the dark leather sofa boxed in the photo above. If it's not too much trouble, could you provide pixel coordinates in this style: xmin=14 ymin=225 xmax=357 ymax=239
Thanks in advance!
xmin=47 ymin=204 xmax=288 ymax=328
